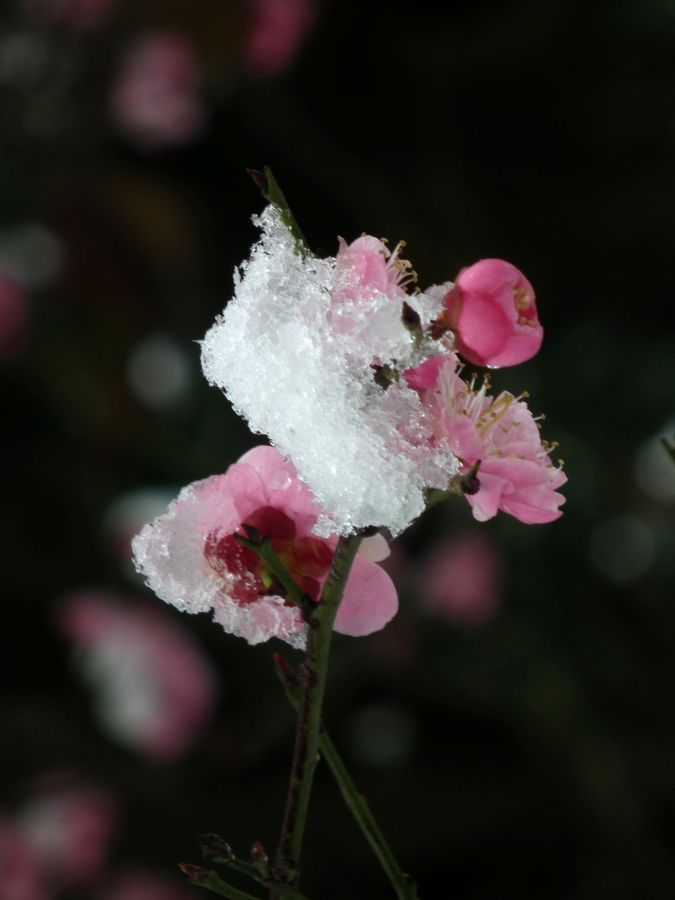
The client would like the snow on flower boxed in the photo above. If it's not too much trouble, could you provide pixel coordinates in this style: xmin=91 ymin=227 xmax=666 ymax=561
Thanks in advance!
xmin=109 ymin=33 xmax=204 ymax=149
xmin=58 ymin=594 xmax=216 ymax=760
xmin=201 ymin=205 xmax=459 ymax=537
xmin=444 ymin=258 xmax=543 ymax=368
xmin=132 ymin=445 xmax=399 ymax=647
xmin=244 ymin=0 xmax=317 ymax=78
xmin=425 ymin=353 xmax=566 ymax=523
xmin=333 ymin=235 xmax=410 ymax=305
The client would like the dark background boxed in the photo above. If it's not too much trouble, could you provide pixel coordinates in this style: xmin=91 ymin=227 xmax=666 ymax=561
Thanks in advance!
xmin=2 ymin=0 xmax=675 ymax=897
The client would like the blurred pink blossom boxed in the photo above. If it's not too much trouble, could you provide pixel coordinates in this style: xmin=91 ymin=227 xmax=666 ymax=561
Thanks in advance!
xmin=100 ymin=870 xmax=197 ymax=900
xmin=59 ymin=594 xmax=216 ymax=760
xmin=26 ymin=0 xmax=117 ymax=30
xmin=17 ymin=782 xmax=118 ymax=889
xmin=244 ymin=0 xmax=318 ymax=78
xmin=423 ymin=353 xmax=566 ymax=523
xmin=0 ymin=273 xmax=28 ymax=359
xmin=132 ymin=446 xmax=398 ymax=647
xmin=444 ymin=258 xmax=543 ymax=368
xmin=0 ymin=817 xmax=48 ymax=900
xmin=110 ymin=33 xmax=204 ymax=149
xmin=420 ymin=532 xmax=503 ymax=627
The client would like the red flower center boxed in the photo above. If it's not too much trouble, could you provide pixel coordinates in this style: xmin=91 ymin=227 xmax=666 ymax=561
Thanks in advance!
xmin=204 ymin=506 xmax=333 ymax=606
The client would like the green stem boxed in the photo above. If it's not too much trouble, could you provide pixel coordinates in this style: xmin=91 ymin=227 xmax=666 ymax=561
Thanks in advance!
xmin=320 ymin=735 xmax=419 ymax=899
xmin=263 ymin=166 xmax=309 ymax=256
xmin=235 ymin=535 xmax=306 ymax=610
xmin=424 ymin=488 xmax=452 ymax=510
xmin=271 ymin=535 xmax=363 ymax=894
xmin=274 ymin=657 xmax=418 ymax=899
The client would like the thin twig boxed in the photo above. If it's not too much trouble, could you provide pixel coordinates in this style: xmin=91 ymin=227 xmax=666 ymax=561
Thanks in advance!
xmin=270 ymin=535 xmax=363 ymax=896
xmin=274 ymin=656 xmax=419 ymax=899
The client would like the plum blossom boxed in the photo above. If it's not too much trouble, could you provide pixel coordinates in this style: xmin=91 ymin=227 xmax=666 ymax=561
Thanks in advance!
xmin=423 ymin=353 xmax=566 ymax=523
xmin=420 ymin=532 xmax=503 ymax=626
xmin=333 ymin=235 xmax=410 ymax=304
xmin=110 ymin=33 xmax=204 ymax=149
xmin=201 ymin=206 xmax=565 ymax=534
xmin=444 ymin=258 xmax=543 ymax=367
xmin=58 ymin=594 xmax=216 ymax=760
xmin=244 ymin=0 xmax=318 ymax=78
xmin=132 ymin=446 xmax=398 ymax=647
xmin=330 ymin=235 xmax=416 ymax=339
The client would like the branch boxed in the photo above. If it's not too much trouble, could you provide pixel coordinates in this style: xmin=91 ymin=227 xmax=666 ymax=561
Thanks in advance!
xmin=274 ymin=657 xmax=419 ymax=900
xmin=271 ymin=535 xmax=364 ymax=895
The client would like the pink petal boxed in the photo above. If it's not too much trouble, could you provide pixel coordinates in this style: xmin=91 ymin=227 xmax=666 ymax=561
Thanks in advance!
xmin=456 ymin=292 xmax=513 ymax=363
xmin=404 ymin=355 xmax=448 ymax=391
xmin=443 ymin=415 xmax=484 ymax=465
xmin=333 ymin=556 xmax=398 ymax=637
xmin=358 ymin=533 xmax=390 ymax=562
xmin=465 ymin=471 xmax=510 ymax=522
xmin=236 ymin=445 xmax=319 ymax=535
xmin=486 ymin=325 xmax=543 ymax=368
xmin=222 ymin=462 xmax=267 ymax=524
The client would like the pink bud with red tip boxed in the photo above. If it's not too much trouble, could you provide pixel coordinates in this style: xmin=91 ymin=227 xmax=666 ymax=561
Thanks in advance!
xmin=445 ymin=258 xmax=543 ymax=368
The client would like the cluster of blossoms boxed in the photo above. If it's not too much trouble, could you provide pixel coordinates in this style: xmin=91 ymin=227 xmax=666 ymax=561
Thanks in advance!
xmin=133 ymin=205 xmax=565 ymax=647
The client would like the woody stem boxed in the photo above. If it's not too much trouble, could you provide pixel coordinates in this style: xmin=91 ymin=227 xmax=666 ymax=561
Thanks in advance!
xmin=270 ymin=534 xmax=363 ymax=896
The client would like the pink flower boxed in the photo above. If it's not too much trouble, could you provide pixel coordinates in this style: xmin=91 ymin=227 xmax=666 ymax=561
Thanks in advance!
xmin=132 ymin=446 xmax=398 ymax=647
xmin=444 ymin=258 xmax=543 ymax=367
xmin=331 ymin=235 xmax=416 ymax=342
xmin=110 ymin=33 xmax=204 ymax=149
xmin=403 ymin=355 xmax=447 ymax=391
xmin=430 ymin=353 xmax=566 ymax=523
xmin=17 ymin=781 xmax=118 ymax=890
xmin=0 ymin=817 xmax=48 ymax=900
xmin=244 ymin=0 xmax=318 ymax=78
xmin=26 ymin=0 xmax=117 ymax=30
xmin=333 ymin=236 xmax=410 ymax=304
xmin=58 ymin=594 xmax=216 ymax=761
xmin=420 ymin=532 xmax=503 ymax=627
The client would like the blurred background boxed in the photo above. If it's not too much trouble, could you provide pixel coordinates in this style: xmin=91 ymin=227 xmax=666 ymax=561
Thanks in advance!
xmin=2 ymin=0 xmax=675 ymax=897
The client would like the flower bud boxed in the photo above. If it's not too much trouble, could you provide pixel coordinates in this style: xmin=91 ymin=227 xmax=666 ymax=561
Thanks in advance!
xmin=445 ymin=259 xmax=543 ymax=367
